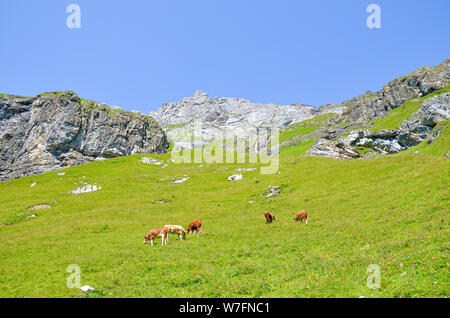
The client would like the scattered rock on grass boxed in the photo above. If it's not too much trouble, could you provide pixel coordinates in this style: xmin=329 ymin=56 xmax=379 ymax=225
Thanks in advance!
xmin=72 ymin=185 xmax=101 ymax=194
xmin=259 ymin=185 xmax=289 ymax=198
xmin=29 ymin=204 xmax=51 ymax=210
xmin=235 ymin=168 xmax=256 ymax=172
xmin=80 ymin=285 xmax=94 ymax=293
xmin=266 ymin=186 xmax=281 ymax=198
xmin=171 ymin=176 xmax=190 ymax=183
xmin=227 ymin=174 xmax=243 ymax=181
xmin=261 ymin=185 xmax=284 ymax=198
xmin=141 ymin=157 xmax=163 ymax=165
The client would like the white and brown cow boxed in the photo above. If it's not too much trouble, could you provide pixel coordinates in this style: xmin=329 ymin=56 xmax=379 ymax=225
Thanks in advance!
xmin=143 ymin=227 xmax=169 ymax=246
xmin=164 ymin=225 xmax=187 ymax=240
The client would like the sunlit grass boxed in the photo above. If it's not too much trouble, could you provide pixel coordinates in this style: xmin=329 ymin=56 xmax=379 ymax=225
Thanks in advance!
xmin=0 ymin=151 xmax=448 ymax=298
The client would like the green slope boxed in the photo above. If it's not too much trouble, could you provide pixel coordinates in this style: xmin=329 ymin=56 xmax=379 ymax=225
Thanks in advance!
xmin=279 ymin=113 xmax=336 ymax=155
xmin=369 ymin=85 xmax=450 ymax=132
xmin=400 ymin=120 xmax=450 ymax=156
xmin=0 ymin=153 xmax=448 ymax=298
xmin=279 ymin=113 xmax=334 ymax=144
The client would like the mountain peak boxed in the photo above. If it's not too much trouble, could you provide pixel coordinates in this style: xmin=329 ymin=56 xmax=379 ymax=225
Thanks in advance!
xmin=193 ymin=90 xmax=209 ymax=98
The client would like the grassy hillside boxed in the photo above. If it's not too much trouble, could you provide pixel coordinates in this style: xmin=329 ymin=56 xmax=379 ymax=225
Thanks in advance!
xmin=401 ymin=120 xmax=450 ymax=156
xmin=279 ymin=113 xmax=336 ymax=155
xmin=279 ymin=113 xmax=335 ymax=144
xmin=0 ymin=151 xmax=448 ymax=298
xmin=278 ymin=86 xmax=450 ymax=157
xmin=368 ymin=85 xmax=450 ymax=132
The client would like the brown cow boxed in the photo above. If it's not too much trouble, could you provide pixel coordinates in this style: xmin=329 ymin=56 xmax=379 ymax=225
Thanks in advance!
xmin=293 ymin=210 xmax=308 ymax=224
xmin=187 ymin=219 xmax=203 ymax=234
xmin=264 ymin=210 xmax=276 ymax=224
xmin=143 ymin=227 xmax=169 ymax=246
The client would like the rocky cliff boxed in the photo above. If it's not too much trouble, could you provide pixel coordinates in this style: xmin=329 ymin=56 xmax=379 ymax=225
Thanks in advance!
xmin=2 ymin=59 xmax=448 ymax=181
xmin=0 ymin=91 xmax=168 ymax=181
xmin=148 ymin=59 xmax=449 ymax=156
xmin=149 ymin=90 xmax=344 ymax=148
xmin=336 ymin=58 xmax=450 ymax=124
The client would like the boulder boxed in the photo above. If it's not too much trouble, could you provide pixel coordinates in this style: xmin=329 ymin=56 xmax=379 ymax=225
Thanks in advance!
xmin=227 ymin=174 xmax=243 ymax=181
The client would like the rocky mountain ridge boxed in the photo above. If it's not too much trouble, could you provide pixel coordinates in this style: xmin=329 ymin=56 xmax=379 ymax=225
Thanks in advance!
xmin=150 ymin=58 xmax=449 ymax=157
xmin=0 ymin=91 xmax=168 ymax=181
xmin=149 ymin=90 xmax=346 ymax=148
xmin=1 ymin=59 xmax=448 ymax=181
xmin=336 ymin=58 xmax=450 ymax=124
xmin=306 ymin=88 xmax=450 ymax=159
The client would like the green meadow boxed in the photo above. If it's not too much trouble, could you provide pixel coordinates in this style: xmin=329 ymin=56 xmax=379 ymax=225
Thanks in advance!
xmin=0 ymin=150 xmax=448 ymax=297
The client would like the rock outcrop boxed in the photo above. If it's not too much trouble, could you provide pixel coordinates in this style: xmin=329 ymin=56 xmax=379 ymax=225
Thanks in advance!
xmin=150 ymin=90 xmax=322 ymax=128
xmin=2 ymin=59 xmax=448 ymax=179
xmin=307 ymin=139 xmax=360 ymax=159
xmin=0 ymin=91 xmax=169 ymax=181
xmin=149 ymin=90 xmax=343 ymax=147
xmin=337 ymin=58 xmax=450 ymax=124
xmin=334 ymin=92 xmax=450 ymax=155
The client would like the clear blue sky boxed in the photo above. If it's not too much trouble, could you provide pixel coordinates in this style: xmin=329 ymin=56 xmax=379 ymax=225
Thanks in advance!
xmin=1 ymin=0 xmax=449 ymax=113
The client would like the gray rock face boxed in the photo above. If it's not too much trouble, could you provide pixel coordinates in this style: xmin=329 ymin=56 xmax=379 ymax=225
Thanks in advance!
xmin=399 ymin=92 xmax=450 ymax=138
xmin=338 ymin=58 xmax=450 ymax=124
xmin=0 ymin=91 xmax=168 ymax=181
xmin=332 ymin=92 xmax=450 ymax=155
xmin=149 ymin=90 xmax=342 ymax=144
xmin=307 ymin=139 xmax=360 ymax=159
xmin=151 ymin=90 xmax=322 ymax=128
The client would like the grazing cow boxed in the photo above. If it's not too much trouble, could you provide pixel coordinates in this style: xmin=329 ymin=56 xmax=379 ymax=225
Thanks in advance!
xmin=187 ymin=219 xmax=203 ymax=234
xmin=164 ymin=225 xmax=187 ymax=240
xmin=143 ymin=227 xmax=169 ymax=246
xmin=264 ymin=210 xmax=276 ymax=224
xmin=293 ymin=210 xmax=308 ymax=224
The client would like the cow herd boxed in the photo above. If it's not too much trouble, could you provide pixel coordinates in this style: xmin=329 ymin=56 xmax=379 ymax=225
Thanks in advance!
xmin=144 ymin=219 xmax=203 ymax=246
xmin=144 ymin=211 xmax=308 ymax=246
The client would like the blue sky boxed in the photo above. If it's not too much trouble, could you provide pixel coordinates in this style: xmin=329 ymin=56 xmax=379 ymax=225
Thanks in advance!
xmin=1 ymin=0 xmax=449 ymax=113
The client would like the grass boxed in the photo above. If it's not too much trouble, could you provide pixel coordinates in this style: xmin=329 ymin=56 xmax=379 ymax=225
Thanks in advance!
xmin=279 ymin=113 xmax=334 ymax=144
xmin=400 ymin=120 xmax=450 ymax=156
xmin=0 ymin=91 xmax=153 ymax=122
xmin=355 ymin=147 xmax=375 ymax=155
xmin=166 ymin=122 xmax=190 ymax=130
xmin=80 ymin=99 xmax=148 ymax=120
xmin=0 ymin=93 xmax=26 ymax=98
xmin=0 ymin=151 xmax=448 ymax=298
xmin=369 ymin=99 xmax=423 ymax=132
xmin=369 ymin=85 xmax=450 ymax=132
xmin=279 ymin=139 xmax=317 ymax=156
xmin=278 ymin=114 xmax=336 ymax=155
